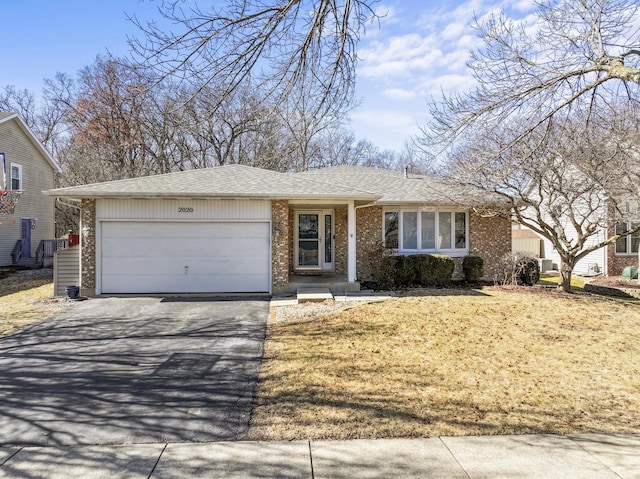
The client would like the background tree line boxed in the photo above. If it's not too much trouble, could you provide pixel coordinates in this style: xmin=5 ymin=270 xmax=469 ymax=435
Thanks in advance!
xmin=0 ymin=55 xmax=414 ymax=233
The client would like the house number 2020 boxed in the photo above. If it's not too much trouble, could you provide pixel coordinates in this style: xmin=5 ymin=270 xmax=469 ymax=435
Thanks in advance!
xmin=178 ymin=207 xmax=194 ymax=213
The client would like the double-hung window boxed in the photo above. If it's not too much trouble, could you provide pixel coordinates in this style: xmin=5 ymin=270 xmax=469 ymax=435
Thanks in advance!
xmin=615 ymin=222 xmax=640 ymax=255
xmin=10 ymin=163 xmax=22 ymax=190
xmin=384 ymin=209 xmax=468 ymax=254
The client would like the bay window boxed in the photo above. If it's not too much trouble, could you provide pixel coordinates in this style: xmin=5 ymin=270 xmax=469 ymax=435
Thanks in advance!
xmin=384 ymin=212 xmax=399 ymax=248
xmin=384 ymin=209 xmax=468 ymax=253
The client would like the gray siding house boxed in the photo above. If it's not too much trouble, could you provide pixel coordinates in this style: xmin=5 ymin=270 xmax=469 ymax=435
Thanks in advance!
xmin=0 ymin=112 xmax=61 ymax=266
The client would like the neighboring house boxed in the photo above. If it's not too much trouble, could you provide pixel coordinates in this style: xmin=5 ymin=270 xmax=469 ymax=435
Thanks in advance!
xmin=0 ymin=112 xmax=62 ymax=266
xmin=516 ymin=208 xmax=638 ymax=277
xmin=512 ymin=226 xmax=543 ymax=257
xmin=609 ymin=214 xmax=640 ymax=275
xmin=46 ymin=165 xmax=511 ymax=296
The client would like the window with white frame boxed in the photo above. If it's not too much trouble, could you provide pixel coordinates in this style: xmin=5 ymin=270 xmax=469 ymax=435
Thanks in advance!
xmin=615 ymin=222 xmax=640 ymax=254
xmin=10 ymin=163 xmax=22 ymax=190
xmin=384 ymin=209 xmax=468 ymax=253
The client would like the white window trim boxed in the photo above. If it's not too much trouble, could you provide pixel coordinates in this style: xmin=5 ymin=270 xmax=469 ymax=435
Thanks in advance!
xmin=615 ymin=221 xmax=639 ymax=256
xmin=10 ymin=163 xmax=22 ymax=191
xmin=383 ymin=207 xmax=470 ymax=256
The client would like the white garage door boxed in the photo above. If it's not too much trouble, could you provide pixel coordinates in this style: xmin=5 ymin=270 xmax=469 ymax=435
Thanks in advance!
xmin=100 ymin=222 xmax=270 ymax=294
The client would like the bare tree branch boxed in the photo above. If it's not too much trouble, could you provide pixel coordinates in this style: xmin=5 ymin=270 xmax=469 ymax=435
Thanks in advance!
xmin=128 ymin=0 xmax=378 ymax=119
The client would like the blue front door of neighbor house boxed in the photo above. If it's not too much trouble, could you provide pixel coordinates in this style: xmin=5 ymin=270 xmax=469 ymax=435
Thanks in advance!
xmin=21 ymin=218 xmax=31 ymax=257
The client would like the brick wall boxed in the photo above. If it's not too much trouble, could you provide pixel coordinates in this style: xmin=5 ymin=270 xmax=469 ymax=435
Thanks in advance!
xmin=334 ymin=207 xmax=348 ymax=275
xmin=356 ymin=205 xmax=383 ymax=280
xmin=605 ymin=207 xmax=639 ymax=276
xmin=272 ymin=200 xmax=289 ymax=291
xmin=606 ymin=230 xmax=638 ymax=276
xmin=607 ymin=246 xmax=637 ymax=276
xmin=470 ymin=212 xmax=512 ymax=281
xmin=80 ymin=199 xmax=96 ymax=296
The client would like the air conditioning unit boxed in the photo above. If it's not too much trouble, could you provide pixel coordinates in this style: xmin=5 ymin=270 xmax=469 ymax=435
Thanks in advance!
xmin=538 ymin=258 xmax=553 ymax=272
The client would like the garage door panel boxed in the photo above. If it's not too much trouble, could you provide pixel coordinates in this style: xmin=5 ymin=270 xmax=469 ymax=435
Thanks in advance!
xmin=102 ymin=273 xmax=268 ymax=294
xmin=102 ymin=238 xmax=267 ymax=258
xmin=102 ymin=256 xmax=270 ymax=276
xmin=101 ymin=222 xmax=270 ymax=293
xmin=102 ymin=222 xmax=268 ymax=239
xmin=102 ymin=238 xmax=268 ymax=261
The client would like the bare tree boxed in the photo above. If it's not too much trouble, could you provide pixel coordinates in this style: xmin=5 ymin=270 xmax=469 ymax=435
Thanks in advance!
xmin=447 ymin=106 xmax=640 ymax=292
xmin=422 ymin=0 xmax=640 ymax=291
xmin=62 ymin=57 xmax=151 ymax=182
xmin=128 ymin=0 xmax=377 ymax=119
xmin=0 ymin=81 xmax=71 ymax=155
xmin=0 ymin=86 xmax=38 ymax=127
xmin=424 ymin=0 xmax=640 ymax=154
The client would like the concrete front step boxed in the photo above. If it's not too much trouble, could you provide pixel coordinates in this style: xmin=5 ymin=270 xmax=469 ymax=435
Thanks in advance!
xmin=287 ymin=281 xmax=360 ymax=294
xmin=296 ymin=287 xmax=334 ymax=303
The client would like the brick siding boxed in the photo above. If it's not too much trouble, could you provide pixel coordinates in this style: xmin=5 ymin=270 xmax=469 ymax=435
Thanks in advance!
xmin=470 ymin=212 xmax=512 ymax=281
xmin=356 ymin=206 xmax=383 ymax=280
xmin=271 ymin=200 xmax=290 ymax=291
xmin=334 ymin=207 xmax=348 ymax=275
xmin=80 ymin=199 xmax=96 ymax=296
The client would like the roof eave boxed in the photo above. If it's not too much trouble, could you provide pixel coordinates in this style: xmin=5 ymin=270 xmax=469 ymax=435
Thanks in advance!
xmin=45 ymin=191 xmax=380 ymax=201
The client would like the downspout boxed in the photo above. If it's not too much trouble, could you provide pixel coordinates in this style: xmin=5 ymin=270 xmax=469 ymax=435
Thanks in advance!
xmin=56 ymin=197 xmax=82 ymax=210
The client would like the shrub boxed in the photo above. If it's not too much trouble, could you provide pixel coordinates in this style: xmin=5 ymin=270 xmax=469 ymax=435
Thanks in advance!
xmin=365 ymin=242 xmax=398 ymax=289
xmin=462 ymin=256 xmax=484 ymax=282
xmin=394 ymin=255 xmax=416 ymax=288
xmin=411 ymin=254 xmax=454 ymax=287
xmin=494 ymin=253 xmax=540 ymax=286
xmin=366 ymin=247 xmax=455 ymax=289
xmin=514 ymin=255 xmax=540 ymax=286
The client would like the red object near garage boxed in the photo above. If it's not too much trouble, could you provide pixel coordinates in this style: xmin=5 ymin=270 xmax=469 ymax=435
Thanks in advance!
xmin=68 ymin=233 xmax=80 ymax=247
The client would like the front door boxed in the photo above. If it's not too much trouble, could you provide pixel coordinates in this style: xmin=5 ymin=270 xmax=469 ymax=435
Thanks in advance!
xmin=21 ymin=218 xmax=32 ymax=257
xmin=295 ymin=210 xmax=334 ymax=270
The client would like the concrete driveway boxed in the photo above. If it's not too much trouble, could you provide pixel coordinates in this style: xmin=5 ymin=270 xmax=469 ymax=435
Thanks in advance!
xmin=0 ymin=297 xmax=269 ymax=446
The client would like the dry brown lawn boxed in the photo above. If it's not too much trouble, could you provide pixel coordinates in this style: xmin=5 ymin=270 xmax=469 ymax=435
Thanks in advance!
xmin=0 ymin=269 xmax=70 ymax=337
xmin=249 ymin=287 xmax=640 ymax=440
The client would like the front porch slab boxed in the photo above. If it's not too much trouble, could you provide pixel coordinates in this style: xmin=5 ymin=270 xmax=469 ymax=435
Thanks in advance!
xmin=297 ymin=288 xmax=334 ymax=303
xmin=286 ymin=274 xmax=361 ymax=294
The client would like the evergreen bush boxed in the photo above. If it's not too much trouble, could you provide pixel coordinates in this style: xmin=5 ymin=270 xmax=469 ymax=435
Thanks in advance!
xmin=462 ymin=256 xmax=484 ymax=282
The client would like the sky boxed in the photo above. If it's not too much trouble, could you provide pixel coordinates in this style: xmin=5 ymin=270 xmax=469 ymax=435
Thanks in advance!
xmin=0 ymin=0 xmax=536 ymax=153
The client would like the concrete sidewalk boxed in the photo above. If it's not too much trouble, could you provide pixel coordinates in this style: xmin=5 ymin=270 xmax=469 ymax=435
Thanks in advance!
xmin=1 ymin=434 xmax=639 ymax=478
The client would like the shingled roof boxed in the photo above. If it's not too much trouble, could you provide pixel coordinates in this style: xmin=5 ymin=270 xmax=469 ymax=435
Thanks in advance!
xmin=47 ymin=164 xmax=505 ymax=206
xmin=47 ymin=164 xmax=378 ymax=200
xmin=296 ymin=166 xmax=504 ymax=206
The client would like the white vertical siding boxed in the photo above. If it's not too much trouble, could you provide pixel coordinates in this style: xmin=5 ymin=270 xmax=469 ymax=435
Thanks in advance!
xmin=96 ymin=199 xmax=271 ymax=221
xmin=540 ymin=225 xmax=607 ymax=275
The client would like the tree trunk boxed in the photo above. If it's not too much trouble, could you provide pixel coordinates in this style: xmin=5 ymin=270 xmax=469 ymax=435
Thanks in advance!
xmin=559 ymin=262 xmax=573 ymax=293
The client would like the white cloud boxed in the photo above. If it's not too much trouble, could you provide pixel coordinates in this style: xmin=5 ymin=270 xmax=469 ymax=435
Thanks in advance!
xmin=510 ymin=0 xmax=536 ymax=13
xmin=382 ymin=88 xmax=417 ymax=101
xmin=358 ymin=34 xmax=446 ymax=79
xmin=350 ymin=0 xmax=539 ymax=151
xmin=417 ymin=73 xmax=477 ymax=97
xmin=441 ymin=22 xmax=466 ymax=40
xmin=350 ymin=108 xmax=421 ymax=151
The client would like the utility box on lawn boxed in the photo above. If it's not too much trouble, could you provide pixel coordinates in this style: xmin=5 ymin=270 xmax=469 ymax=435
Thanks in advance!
xmin=621 ymin=266 xmax=638 ymax=280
